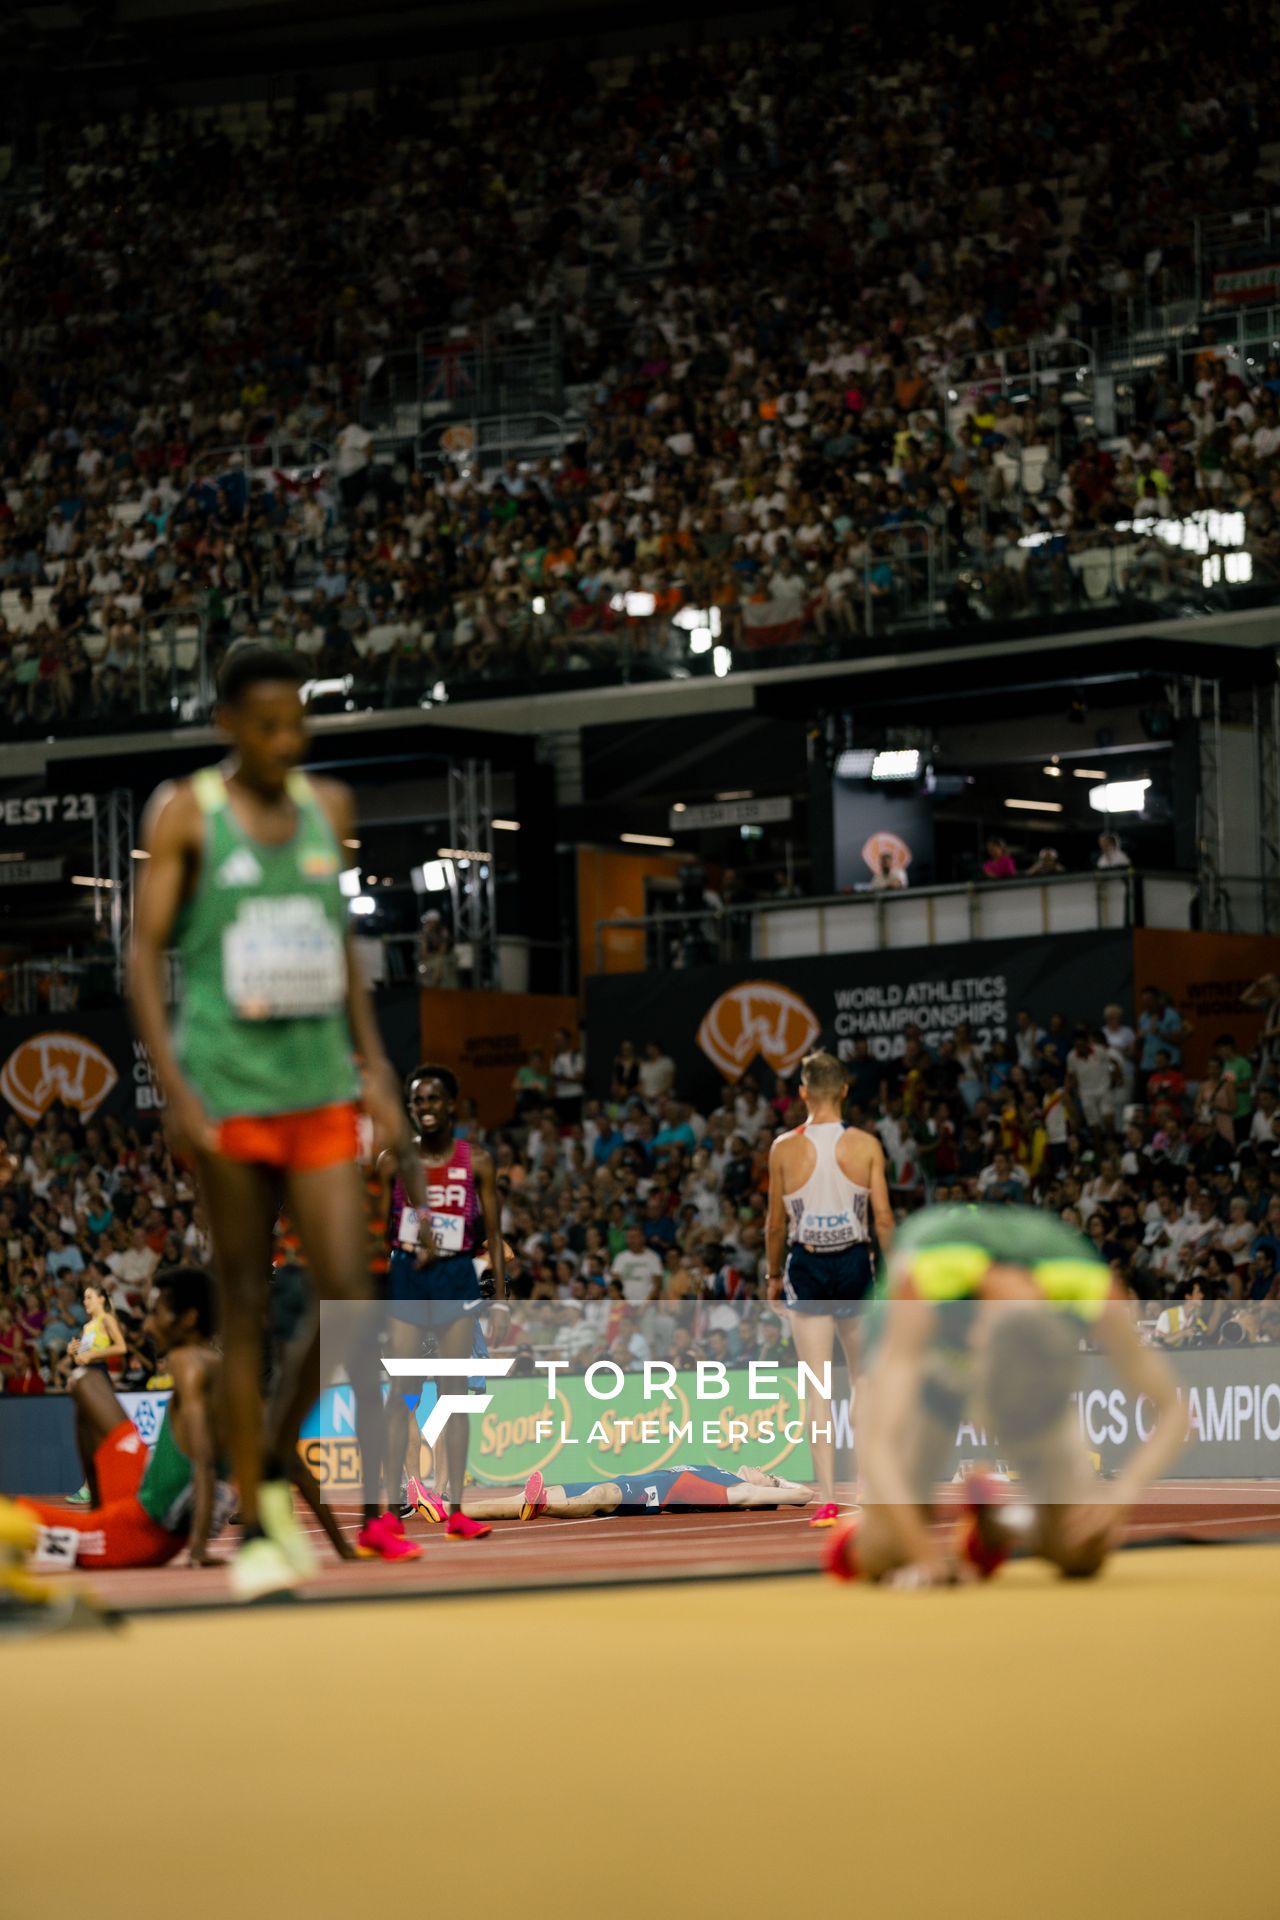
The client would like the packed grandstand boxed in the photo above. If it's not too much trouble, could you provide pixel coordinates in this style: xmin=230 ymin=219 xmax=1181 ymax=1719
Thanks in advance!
xmin=2 ymin=3 xmax=1280 ymax=730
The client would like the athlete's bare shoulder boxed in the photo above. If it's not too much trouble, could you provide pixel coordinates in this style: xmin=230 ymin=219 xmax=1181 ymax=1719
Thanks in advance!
xmin=141 ymin=777 xmax=202 ymax=851
xmin=838 ymin=1123 xmax=884 ymax=1171
xmin=168 ymin=1339 xmax=218 ymax=1400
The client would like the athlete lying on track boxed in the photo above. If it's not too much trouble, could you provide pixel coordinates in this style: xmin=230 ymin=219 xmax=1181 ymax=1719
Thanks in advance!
xmin=407 ymin=1462 xmax=812 ymax=1523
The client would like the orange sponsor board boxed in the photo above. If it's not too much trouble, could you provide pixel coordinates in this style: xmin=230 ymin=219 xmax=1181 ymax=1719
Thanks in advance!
xmin=419 ymin=990 xmax=579 ymax=1126
xmin=0 ymin=1029 xmax=119 ymax=1124
xmin=1132 ymin=928 xmax=1280 ymax=1076
xmin=577 ymin=846 xmax=685 ymax=981
xmin=696 ymin=980 xmax=821 ymax=1080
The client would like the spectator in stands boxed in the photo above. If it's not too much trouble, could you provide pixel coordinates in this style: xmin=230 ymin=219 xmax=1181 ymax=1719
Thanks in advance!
xmin=1138 ymin=987 xmax=1191 ymax=1088
xmin=982 ymin=839 xmax=1017 ymax=880
xmin=1096 ymin=833 xmax=1131 ymax=871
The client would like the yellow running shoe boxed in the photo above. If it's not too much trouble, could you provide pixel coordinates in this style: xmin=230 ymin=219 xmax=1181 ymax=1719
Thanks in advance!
xmin=258 ymin=1479 xmax=318 ymax=1579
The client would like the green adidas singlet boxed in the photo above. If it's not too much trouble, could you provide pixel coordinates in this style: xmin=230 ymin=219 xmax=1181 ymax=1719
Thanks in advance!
xmin=890 ymin=1204 xmax=1110 ymax=1316
xmin=136 ymin=1401 xmax=232 ymax=1534
xmin=135 ymin=1405 xmax=197 ymax=1532
xmin=173 ymin=767 xmax=358 ymax=1119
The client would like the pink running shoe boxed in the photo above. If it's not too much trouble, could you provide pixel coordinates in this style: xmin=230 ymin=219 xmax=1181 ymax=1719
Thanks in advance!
xmin=356 ymin=1511 xmax=424 ymax=1562
xmin=407 ymin=1477 xmax=447 ymax=1525
xmin=809 ymin=1502 xmax=841 ymax=1529
xmin=445 ymin=1510 xmax=492 ymax=1541
xmin=520 ymin=1471 xmax=547 ymax=1521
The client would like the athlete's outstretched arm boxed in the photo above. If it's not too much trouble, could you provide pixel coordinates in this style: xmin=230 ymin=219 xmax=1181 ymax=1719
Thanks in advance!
xmin=1056 ymin=1299 xmax=1184 ymax=1558
xmin=857 ymin=1283 xmax=947 ymax=1577
xmin=726 ymin=1480 xmax=812 ymax=1509
xmin=169 ymin=1347 xmax=218 ymax=1566
xmin=128 ymin=782 xmax=216 ymax=1160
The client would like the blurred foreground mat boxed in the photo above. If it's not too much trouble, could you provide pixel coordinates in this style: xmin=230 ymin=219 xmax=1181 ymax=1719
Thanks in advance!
xmin=3 ymin=1546 xmax=1277 ymax=1920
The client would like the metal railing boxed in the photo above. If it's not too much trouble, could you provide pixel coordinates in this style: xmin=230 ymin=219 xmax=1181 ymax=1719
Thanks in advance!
xmin=593 ymin=867 xmax=1280 ymax=974
xmin=595 ymin=872 xmax=1136 ymax=975
xmin=361 ymin=318 xmax=563 ymax=434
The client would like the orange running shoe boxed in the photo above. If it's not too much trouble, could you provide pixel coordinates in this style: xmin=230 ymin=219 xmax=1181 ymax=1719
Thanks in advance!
xmin=356 ymin=1512 xmax=424 ymax=1562
xmin=520 ymin=1471 xmax=547 ymax=1521
xmin=809 ymin=1502 xmax=841 ymax=1529
xmin=445 ymin=1511 xmax=491 ymax=1541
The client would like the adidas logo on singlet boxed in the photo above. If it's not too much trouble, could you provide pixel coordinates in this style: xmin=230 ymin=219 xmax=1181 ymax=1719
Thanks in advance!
xmin=216 ymin=848 xmax=264 ymax=888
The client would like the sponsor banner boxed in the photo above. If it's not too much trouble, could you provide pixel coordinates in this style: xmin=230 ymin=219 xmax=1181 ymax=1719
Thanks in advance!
xmin=586 ymin=933 xmax=1132 ymax=1104
xmin=0 ymin=992 xmax=423 ymax=1127
xmin=1065 ymin=1347 xmax=1280 ymax=1479
xmin=297 ymin=1368 xmax=817 ymax=1495
xmin=1132 ymin=927 xmax=1280 ymax=1077
xmin=295 ymin=1344 xmax=1278 ymax=1495
xmin=117 ymin=1390 xmax=172 ymax=1445
xmin=0 ymin=1023 xmax=124 ymax=1124
xmin=1210 ymin=264 xmax=1280 ymax=305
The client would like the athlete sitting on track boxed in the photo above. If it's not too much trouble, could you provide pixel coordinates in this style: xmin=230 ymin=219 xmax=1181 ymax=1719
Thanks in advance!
xmin=408 ymin=1462 xmax=812 ymax=1523
xmin=0 ymin=1265 xmax=352 ymax=1577
xmin=825 ymin=1205 xmax=1183 ymax=1588
xmin=2 ymin=1266 xmax=230 ymax=1571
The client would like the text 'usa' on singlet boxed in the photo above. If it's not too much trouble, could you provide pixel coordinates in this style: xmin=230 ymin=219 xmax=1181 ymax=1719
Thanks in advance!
xmin=784 ymin=1121 xmax=871 ymax=1251
xmin=391 ymin=1137 xmax=483 ymax=1258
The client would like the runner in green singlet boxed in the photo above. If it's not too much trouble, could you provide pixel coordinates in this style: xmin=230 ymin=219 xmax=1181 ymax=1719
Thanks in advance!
xmin=826 ymin=1205 xmax=1184 ymax=1587
xmin=129 ymin=643 xmax=425 ymax=1601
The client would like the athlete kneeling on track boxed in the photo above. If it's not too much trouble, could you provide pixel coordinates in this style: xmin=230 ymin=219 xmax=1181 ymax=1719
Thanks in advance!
xmin=826 ymin=1205 xmax=1183 ymax=1588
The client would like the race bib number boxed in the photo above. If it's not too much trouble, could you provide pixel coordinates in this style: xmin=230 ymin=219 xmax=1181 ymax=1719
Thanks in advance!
xmin=398 ymin=1207 xmax=465 ymax=1254
xmin=223 ymin=899 xmax=346 ymax=1020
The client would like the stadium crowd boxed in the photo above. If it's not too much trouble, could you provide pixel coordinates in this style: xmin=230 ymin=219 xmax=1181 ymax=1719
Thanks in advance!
xmin=0 ymin=5 xmax=1276 ymax=726
xmin=3 ymin=971 xmax=1279 ymax=1393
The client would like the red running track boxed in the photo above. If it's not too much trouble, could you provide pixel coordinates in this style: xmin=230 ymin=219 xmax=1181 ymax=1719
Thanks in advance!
xmin=28 ymin=1480 xmax=1280 ymax=1617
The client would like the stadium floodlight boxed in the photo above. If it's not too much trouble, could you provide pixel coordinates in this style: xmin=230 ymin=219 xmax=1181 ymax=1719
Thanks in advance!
xmin=835 ymin=749 xmax=876 ymax=779
xmin=339 ymin=868 xmax=363 ymax=898
xmin=1089 ymin=780 xmax=1151 ymax=815
xmin=299 ymin=675 xmax=353 ymax=705
xmin=420 ymin=859 xmax=453 ymax=893
xmin=871 ymin=749 xmax=921 ymax=781
xmin=350 ymin=896 xmax=377 ymax=916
